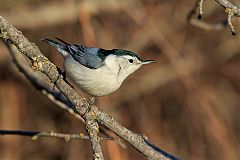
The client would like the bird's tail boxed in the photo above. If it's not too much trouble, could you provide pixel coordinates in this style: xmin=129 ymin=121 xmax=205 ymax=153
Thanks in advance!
xmin=42 ymin=38 xmax=69 ymax=57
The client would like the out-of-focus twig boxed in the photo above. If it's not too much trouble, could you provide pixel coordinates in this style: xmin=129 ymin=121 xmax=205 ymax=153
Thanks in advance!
xmin=78 ymin=0 xmax=145 ymax=45
xmin=187 ymin=0 xmax=227 ymax=32
xmin=188 ymin=0 xmax=240 ymax=34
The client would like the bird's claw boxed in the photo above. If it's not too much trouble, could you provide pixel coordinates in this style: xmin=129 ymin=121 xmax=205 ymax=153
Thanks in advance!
xmin=82 ymin=97 xmax=95 ymax=118
xmin=52 ymin=67 xmax=74 ymax=90
xmin=62 ymin=71 xmax=75 ymax=89
xmin=52 ymin=67 xmax=63 ymax=90
xmin=88 ymin=97 xmax=95 ymax=105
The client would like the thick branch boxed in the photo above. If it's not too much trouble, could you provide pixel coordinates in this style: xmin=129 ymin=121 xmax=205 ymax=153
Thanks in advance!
xmin=0 ymin=16 xmax=172 ymax=160
xmin=86 ymin=108 xmax=104 ymax=160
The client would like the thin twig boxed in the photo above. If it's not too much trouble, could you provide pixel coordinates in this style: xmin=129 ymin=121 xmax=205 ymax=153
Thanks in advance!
xmin=225 ymin=7 xmax=236 ymax=35
xmin=0 ymin=130 xmax=113 ymax=142
xmin=187 ymin=0 xmax=227 ymax=32
xmin=198 ymin=0 xmax=204 ymax=19
xmin=189 ymin=0 xmax=240 ymax=34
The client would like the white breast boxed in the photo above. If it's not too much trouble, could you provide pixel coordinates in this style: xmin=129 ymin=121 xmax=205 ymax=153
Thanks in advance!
xmin=64 ymin=55 xmax=123 ymax=96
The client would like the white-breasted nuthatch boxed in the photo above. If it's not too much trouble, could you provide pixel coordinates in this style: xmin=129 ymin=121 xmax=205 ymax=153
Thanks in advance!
xmin=42 ymin=38 xmax=154 ymax=96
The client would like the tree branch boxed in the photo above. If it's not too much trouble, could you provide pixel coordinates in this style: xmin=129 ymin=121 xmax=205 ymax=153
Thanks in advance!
xmin=2 ymin=38 xmax=128 ymax=151
xmin=188 ymin=0 xmax=240 ymax=34
xmin=86 ymin=107 xmax=104 ymax=160
xmin=214 ymin=0 xmax=240 ymax=16
xmin=0 ymin=16 xmax=174 ymax=160
xmin=2 ymin=40 xmax=83 ymax=121
xmin=214 ymin=0 xmax=239 ymax=35
xmin=187 ymin=0 xmax=227 ymax=32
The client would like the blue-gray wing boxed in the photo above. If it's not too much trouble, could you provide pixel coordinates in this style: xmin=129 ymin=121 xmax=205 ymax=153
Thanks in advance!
xmin=67 ymin=45 xmax=104 ymax=69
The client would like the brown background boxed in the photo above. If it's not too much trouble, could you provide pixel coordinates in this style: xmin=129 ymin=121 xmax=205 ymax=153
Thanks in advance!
xmin=0 ymin=0 xmax=240 ymax=159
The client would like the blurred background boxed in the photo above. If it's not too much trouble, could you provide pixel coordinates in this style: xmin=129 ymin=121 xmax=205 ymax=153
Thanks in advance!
xmin=1 ymin=0 xmax=240 ymax=159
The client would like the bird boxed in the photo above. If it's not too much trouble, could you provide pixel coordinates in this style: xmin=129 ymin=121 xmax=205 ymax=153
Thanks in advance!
xmin=42 ymin=38 xmax=154 ymax=96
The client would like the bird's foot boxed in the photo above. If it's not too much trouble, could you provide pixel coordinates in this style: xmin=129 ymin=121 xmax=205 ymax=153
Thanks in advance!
xmin=52 ymin=67 xmax=63 ymax=90
xmin=62 ymin=70 xmax=74 ymax=89
xmin=82 ymin=97 xmax=96 ymax=118
xmin=52 ymin=67 xmax=74 ymax=90
xmin=88 ymin=97 xmax=95 ymax=105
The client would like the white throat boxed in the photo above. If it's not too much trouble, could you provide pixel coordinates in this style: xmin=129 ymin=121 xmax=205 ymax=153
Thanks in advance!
xmin=104 ymin=55 xmax=142 ymax=83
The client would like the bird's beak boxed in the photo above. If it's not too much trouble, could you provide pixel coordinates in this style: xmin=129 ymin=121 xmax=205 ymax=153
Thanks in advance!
xmin=142 ymin=60 xmax=154 ymax=64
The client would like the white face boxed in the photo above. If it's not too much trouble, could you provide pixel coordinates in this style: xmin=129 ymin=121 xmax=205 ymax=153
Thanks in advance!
xmin=118 ymin=55 xmax=143 ymax=74
xmin=103 ymin=55 xmax=143 ymax=83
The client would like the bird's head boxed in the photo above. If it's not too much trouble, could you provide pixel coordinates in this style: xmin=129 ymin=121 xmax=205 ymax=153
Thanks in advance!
xmin=99 ymin=49 xmax=154 ymax=82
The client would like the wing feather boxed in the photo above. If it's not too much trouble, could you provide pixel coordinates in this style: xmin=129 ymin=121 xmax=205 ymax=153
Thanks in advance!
xmin=43 ymin=38 xmax=105 ymax=69
xmin=67 ymin=45 xmax=104 ymax=69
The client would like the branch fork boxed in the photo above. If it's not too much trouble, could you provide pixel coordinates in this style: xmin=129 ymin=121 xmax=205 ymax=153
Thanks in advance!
xmin=189 ymin=0 xmax=240 ymax=35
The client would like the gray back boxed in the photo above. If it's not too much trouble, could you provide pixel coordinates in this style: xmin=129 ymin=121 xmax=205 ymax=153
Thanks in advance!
xmin=67 ymin=45 xmax=104 ymax=69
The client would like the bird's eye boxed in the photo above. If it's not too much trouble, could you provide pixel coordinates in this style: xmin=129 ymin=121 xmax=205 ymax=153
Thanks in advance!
xmin=128 ymin=59 xmax=133 ymax=63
